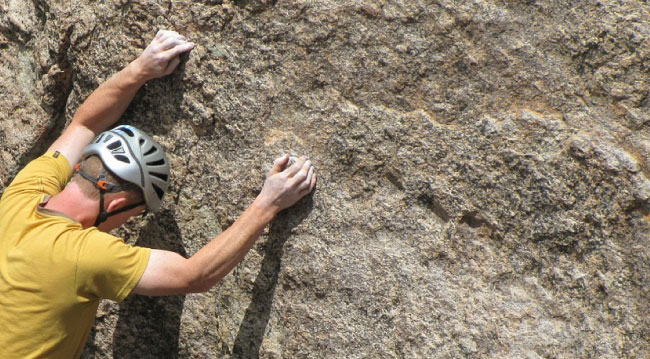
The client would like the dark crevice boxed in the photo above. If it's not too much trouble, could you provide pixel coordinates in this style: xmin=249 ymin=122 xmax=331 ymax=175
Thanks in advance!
xmin=531 ymin=234 xmax=578 ymax=255
xmin=626 ymin=200 xmax=650 ymax=217
xmin=0 ymin=20 xmax=31 ymax=45
xmin=417 ymin=193 xmax=450 ymax=223
xmin=458 ymin=211 xmax=500 ymax=240
xmin=31 ymin=0 xmax=50 ymax=26
xmin=385 ymin=170 xmax=404 ymax=190
xmin=233 ymin=0 xmax=277 ymax=14
xmin=459 ymin=211 xmax=485 ymax=229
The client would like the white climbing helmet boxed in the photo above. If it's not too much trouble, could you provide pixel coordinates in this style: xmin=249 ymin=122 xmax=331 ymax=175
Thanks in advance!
xmin=81 ymin=125 xmax=170 ymax=212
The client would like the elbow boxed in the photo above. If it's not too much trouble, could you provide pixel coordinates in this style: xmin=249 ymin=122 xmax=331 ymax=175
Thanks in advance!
xmin=184 ymin=271 xmax=208 ymax=293
xmin=184 ymin=266 xmax=217 ymax=293
xmin=187 ymin=280 xmax=212 ymax=294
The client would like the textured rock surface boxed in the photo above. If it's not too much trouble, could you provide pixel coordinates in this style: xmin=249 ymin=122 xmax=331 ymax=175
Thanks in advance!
xmin=2 ymin=0 xmax=650 ymax=358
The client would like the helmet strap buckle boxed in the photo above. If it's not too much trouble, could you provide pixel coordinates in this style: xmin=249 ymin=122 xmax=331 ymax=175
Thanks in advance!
xmin=75 ymin=161 xmax=142 ymax=227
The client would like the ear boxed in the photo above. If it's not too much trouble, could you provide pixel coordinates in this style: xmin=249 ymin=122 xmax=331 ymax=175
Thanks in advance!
xmin=105 ymin=194 xmax=129 ymax=213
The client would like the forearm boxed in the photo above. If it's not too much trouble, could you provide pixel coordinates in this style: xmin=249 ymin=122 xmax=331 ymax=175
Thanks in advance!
xmin=74 ymin=30 xmax=194 ymax=132
xmin=71 ymin=61 xmax=147 ymax=133
xmin=132 ymin=155 xmax=316 ymax=296
xmin=186 ymin=199 xmax=278 ymax=291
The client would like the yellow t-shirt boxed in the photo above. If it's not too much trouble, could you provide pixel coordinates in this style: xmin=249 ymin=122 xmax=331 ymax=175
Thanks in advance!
xmin=0 ymin=151 xmax=151 ymax=358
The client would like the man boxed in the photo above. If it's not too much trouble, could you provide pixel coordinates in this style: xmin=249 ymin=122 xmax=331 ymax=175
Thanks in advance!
xmin=0 ymin=30 xmax=316 ymax=358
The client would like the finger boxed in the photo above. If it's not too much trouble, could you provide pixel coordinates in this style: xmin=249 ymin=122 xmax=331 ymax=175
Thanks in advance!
xmin=299 ymin=171 xmax=317 ymax=196
xmin=298 ymin=168 xmax=313 ymax=191
xmin=284 ymin=156 xmax=307 ymax=177
xmin=161 ymin=42 xmax=195 ymax=61
xmin=305 ymin=166 xmax=314 ymax=184
xmin=270 ymin=155 xmax=289 ymax=175
xmin=291 ymin=169 xmax=308 ymax=187
xmin=300 ymin=159 xmax=312 ymax=173
xmin=156 ymin=30 xmax=182 ymax=42
xmin=309 ymin=172 xmax=317 ymax=191
xmin=293 ymin=160 xmax=313 ymax=184
xmin=156 ymin=30 xmax=173 ymax=42
xmin=164 ymin=56 xmax=181 ymax=75
xmin=160 ymin=36 xmax=187 ymax=51
xmin=290 ymin=164 xmax=311 ymax=187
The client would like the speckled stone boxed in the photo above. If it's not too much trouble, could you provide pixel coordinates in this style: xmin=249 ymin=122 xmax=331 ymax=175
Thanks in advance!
xmin=1 ymin=1 xmax=649 ymax=358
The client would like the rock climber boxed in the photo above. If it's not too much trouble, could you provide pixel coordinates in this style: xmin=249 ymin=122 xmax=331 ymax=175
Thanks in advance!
xmin=0 ymin=30 xmax=316 ymax=358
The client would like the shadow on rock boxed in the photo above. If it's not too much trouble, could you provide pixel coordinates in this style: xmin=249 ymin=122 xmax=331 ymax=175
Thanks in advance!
xmin=232 ymin=193 xmax=315 ymax=358
xmin=112 ymin=209 xmax=187 ymax=359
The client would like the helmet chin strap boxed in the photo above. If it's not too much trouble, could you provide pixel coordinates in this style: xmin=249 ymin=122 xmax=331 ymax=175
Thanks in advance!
xmin=93 ymin=189 xmax=145 ymax=227
xmin=75 ymin=163 xmax=145 ymax=227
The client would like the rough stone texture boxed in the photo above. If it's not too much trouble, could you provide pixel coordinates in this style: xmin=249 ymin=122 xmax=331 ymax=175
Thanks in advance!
xmin=2 ymin=0 xmax=650 ymax=358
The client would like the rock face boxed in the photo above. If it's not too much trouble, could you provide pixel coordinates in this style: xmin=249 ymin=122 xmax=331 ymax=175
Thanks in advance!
xmin=2 ymin=0 xmax=650 ymax=358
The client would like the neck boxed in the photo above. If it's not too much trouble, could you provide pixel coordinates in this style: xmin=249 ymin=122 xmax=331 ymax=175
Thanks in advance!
xmin=44 ymin=182 xmax=98 ymax=228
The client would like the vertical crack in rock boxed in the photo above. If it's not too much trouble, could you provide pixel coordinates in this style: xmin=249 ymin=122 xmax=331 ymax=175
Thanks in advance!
xmin=18 ymin=24 xmax=74 ymax=168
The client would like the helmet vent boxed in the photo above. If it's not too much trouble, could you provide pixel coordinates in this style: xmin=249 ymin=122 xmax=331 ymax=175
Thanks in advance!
xmin=147 ymin=159 xmax=165 ymax=166
xmin=121 ymin=127 xmax=135 ymax=137
xmin=107 ymin=141 xmax=122 ymax=151
xmin=149 ymin=171 xmax=168 ymax=182
xmin=152 ymin=183 xmax=165 ymax=199
xmin=86 ymin=125 xmax=171 ymax=211
xmin=114 ymin=155 xmax=130 ymax=163
xmin=144 ymin=146 xmax=157 ymax=156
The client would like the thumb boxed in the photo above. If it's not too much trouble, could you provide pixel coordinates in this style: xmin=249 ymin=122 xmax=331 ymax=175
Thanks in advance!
xmin=270 ymin=155 xmax=289 ymax=175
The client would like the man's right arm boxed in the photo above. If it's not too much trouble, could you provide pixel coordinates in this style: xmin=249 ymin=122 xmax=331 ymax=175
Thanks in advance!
xmin=131 ymin=155 xmax=317 ymax=296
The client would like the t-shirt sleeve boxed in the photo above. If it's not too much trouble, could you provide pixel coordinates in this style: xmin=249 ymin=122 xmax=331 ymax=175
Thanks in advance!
xmin=75 ymin=230 xmax=151 ymax=301
xmin=4 ymin=151 xmax=73 ymax=198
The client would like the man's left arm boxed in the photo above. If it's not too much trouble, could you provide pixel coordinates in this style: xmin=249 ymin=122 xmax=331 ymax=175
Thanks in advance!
xmin=47 ymin=30 xmax=194 ymax=168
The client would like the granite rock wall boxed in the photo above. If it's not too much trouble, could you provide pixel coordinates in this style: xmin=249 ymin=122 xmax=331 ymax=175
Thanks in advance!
xmin=1 ymin=1 xmax=649 ymax=358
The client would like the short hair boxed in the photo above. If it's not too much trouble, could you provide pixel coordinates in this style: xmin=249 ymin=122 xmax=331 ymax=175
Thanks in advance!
xmin=71 ymin=155 xmax=143 ymax=203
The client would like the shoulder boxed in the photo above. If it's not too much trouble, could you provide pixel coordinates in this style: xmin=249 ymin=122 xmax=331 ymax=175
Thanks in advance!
xmin=2 ymin=151 xmax=73 ymax=200
xmin=77 ymin=229 xmax=149 ymax=262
